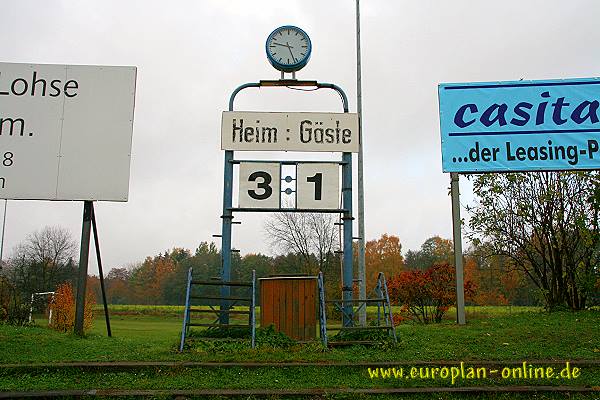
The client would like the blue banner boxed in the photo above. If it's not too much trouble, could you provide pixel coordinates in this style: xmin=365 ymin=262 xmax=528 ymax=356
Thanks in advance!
xmin=438 ymin=78 xmax=600 ymax=172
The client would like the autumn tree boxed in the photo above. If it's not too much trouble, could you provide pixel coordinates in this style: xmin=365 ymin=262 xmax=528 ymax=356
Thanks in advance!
xmin=104 ymin=268 xmax=131 ymax=304
xmin=468 ymin=171 xmax=600 ymax=310
xmin=466 ymin=242 xmax=542 ymax=306
xmin=128 ymin=254 xmax=177 ymax=304
xmin=364 ymin=234 xmax=404 ymax=292
xmin=162 ymin=242 xmax=223 ymax=305
xmin=405 ymin=236 xmax=454 ymax=270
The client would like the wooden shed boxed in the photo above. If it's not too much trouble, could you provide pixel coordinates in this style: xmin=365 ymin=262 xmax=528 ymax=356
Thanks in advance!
xmin=259 ymin=276 xmax=317 ymax=341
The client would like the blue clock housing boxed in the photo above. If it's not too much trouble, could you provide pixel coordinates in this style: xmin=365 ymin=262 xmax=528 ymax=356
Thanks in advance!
xmin=265 ymin=26 xmax=312 ymax=73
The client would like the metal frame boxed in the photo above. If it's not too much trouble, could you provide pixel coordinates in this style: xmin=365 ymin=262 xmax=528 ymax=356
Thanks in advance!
xmin=379 ymin=273 xmax=397 ymax=342
xmin=235 ymin=159 xmax=345 ymax=213
xmin=179 ymin=267 xmax=193 ymax=352
xmin=90 ymin=204 xmax=112 ymax=337
xmin=222 ymin=80 xmax=354 ymax=327
xmin=179 ymin=268 xmax=257 ymax=351
xmin=320 ymin=272 xmax=397 ymax=345
xmin=74 ymin=201 xmax=111 ymax=337
xmin=230 ymin=208 xmax=346 ymax=214
xmin=28 ymin=291 xmax=55 ymax=325
xmin=317 ymin=272 xmax=328 ymax=346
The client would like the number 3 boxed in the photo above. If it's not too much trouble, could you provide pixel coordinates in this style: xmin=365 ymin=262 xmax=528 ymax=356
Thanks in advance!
xmin=248 ymin=171 xmax=272 ymax=200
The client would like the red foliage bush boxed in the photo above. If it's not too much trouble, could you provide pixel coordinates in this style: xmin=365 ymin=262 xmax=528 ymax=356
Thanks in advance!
xmin=388 ymin=263 xmax=475 ymax=323
xmin=50 ymin=282 xmax=95 ymax=333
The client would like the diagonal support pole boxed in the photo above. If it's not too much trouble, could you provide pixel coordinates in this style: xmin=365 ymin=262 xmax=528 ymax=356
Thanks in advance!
xmin=90 ymin=203 xmax=112 ymax=337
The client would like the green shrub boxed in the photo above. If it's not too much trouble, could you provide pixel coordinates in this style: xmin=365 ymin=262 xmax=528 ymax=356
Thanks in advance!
xmin=255 ymin=325 xmax=295 ymax=348
xmin=186 ymin=324 xmax=295 ymax=350
xmin=331 ymin=327 xmax=391 ymax=342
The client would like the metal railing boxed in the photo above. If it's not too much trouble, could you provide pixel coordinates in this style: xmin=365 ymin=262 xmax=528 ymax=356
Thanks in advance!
xmin=179 ymin=268 xmax=256 ymax=351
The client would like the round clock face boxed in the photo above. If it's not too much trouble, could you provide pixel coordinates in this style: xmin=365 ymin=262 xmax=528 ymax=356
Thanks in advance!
xmin=266 ymin=26 xmax=312 ymax=73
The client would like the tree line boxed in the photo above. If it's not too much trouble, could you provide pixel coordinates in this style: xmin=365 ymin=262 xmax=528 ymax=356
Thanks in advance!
xmin=86 ymin=234 xmax=542 ymax=308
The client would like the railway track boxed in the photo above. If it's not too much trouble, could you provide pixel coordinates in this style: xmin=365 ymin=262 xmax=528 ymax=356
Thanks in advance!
xmin=1 ymin=385 xmax=599 ymax=398
xmin=1 ymin=359 xmax=599 ymax=369
xmin=2 ymin=360 xmax=598 ymax=398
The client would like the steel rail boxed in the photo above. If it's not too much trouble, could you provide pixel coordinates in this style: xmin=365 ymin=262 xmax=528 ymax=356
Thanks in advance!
xmin=1 ymin=385 xmax=598 ymax=398
xmin=2 ymin=359 xmax=599 ymax=370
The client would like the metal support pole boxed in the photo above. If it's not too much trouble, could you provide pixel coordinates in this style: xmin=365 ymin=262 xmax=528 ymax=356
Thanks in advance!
xmin=251 ymin=269 xmax=256 ymax=349
xmin=74 ymin=200 xmax=93 ymax=336
xmin=355 ymin=0 xmax=367 ymax=327
xmin=0 ymin=199 xmax=7 ymax=267
xmin=220 ymin=150 xmax=234 ymax=324
xmin=450 ymin=173 xmax=466 ymax=325
xmin=342 ymin=152 xmax=354 ymax=327
xmin=179 ymin=267 xmax=193 ymax=352
xmin=317 ymin=272 xmax=328 ymax=346
xmin=28 ymin=293 xmax=34 ymax=323
xmin=90 ymin=203 xmax=111 ymax=337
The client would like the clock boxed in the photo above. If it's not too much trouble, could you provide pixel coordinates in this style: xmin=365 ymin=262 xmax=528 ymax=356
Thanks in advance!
xmin=265 ymin=26 xmax=312 ymax=73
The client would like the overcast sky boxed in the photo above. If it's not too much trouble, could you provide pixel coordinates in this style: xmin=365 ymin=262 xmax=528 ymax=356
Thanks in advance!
xmin=1 ymin=0 xmax=600 ymax=274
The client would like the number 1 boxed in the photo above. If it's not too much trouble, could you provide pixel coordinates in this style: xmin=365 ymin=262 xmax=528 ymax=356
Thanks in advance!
xmin=306 ymin=173 xmax=322 ymax=200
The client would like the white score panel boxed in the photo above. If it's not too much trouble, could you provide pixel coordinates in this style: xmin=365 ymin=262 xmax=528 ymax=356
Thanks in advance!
xmin=296 ymin=163 xmax=339 ymax=210
xmin=239 ymin=162 xmax=280 ymax=208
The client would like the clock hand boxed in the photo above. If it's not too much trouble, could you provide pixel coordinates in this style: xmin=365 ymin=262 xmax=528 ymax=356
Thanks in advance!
xmin=286 ymin=42 xmax=297 ymax=62
xmin=272 ymin=42 xmax=291 ymax=48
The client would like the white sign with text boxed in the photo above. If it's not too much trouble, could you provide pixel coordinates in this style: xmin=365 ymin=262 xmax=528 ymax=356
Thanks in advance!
xmin=238 ymin=162 xmax=281 ymax=208
xmin=296 ymin=163 xmax=339 ymax=209
xmin=222 ymin=111 xmax=359 ymax=152
xmin=0 ymin=62 xmax=136 ymax=201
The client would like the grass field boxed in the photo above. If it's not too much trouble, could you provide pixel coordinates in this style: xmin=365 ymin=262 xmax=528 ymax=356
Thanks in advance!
xmin=1 ymin=306 xmax=598 ymax=398
xmin=3 ymin=306 xmax=596 ymax=363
